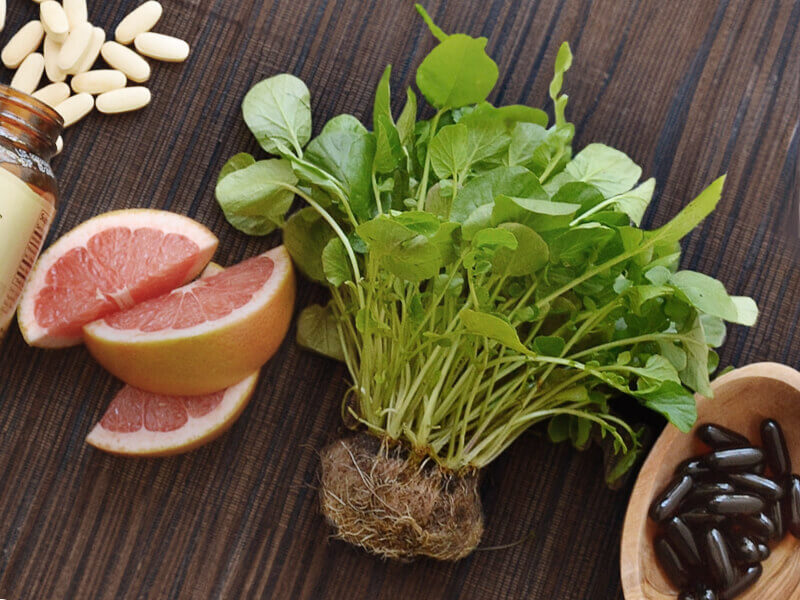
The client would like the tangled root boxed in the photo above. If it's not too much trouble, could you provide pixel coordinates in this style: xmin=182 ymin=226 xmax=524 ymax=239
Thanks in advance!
xmin=319 ymin=433 xmax=484 ymax=561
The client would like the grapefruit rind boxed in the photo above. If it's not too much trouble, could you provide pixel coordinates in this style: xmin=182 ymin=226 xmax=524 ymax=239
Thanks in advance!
xmin=85 ymin=371 xmax=258 ymax=457
xmin=83 ymin=246 xmax=296 ymax=396
xmin=17 ymin=209 xmax=219 ymax=348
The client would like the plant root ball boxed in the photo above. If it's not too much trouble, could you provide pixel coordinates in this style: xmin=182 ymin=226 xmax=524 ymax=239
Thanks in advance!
xmin=319 ymin=433 xmax=484 ymax=561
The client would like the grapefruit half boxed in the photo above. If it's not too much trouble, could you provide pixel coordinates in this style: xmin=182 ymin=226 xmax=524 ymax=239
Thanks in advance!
xmin=83 ymin=246 xmax=296 ymax=395
xmin=86 ymin=372 xmax=258 ymax=457
xmin=18 ymin=209 xmax=218 ymax=348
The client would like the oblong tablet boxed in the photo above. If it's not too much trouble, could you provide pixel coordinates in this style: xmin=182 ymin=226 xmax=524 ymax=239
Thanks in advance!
xmin=11 ymin=52 xmax=45 ymax=94
xmin=100 ymin=41 xmax=150 ymax=82
xmin=115 ymin=1 xmax=162 ymax=45
xmin=71 ymin=69 xmax=127 ymax=94
xmin=55 ymin=92 xmax=94 ymax=127
xmin=133 ymin=32 xmax=189 ymax=62
xmin=32 ymin=81 xmax=71 ymax=106
xmin=2 ymin=20 xmax=45 ymax=68
xmin=96 ymin=86 xmax=151 ymax=114
xmin=40 ymin=1 xmax=69 ymax=43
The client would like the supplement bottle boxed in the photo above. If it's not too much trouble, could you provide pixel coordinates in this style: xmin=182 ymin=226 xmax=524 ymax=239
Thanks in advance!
xmin=0 ymin=84 xmax=63 ymax=340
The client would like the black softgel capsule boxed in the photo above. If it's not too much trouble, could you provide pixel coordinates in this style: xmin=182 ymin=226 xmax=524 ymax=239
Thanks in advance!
xmin=650 ymin=474 xmax=693 ymax=522
xmin=785 ymin=475 xmax=800 ymax=538
xmin=761 ymin=419 xmax=791 ymax=478
xmin=697 ymin=423 xmax=750 ymax=449
xmin=727 ymin=473 xmax=784 ymax=501
xmin=719 ymin=564 xmax=762 ymax=600
xmin=655 ymin=534 xmax=692 ymax=590
xmin=707 ymin=494 xmax=765 ymax=516
xmin=729 ymin=535 xmax=759 ymax=565
xmin=738 ymin=512 xmax=776 ymax=542
xmin=704 ymin=448 xmax=765 ymax=473
xmin=703 ymin=528 xmax=736 ymax=589
xmin=664 ymin=517 xmax=702 ymax=569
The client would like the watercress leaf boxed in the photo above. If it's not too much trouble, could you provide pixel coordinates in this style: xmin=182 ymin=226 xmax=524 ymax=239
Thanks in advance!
xmin=678 ymin=315 xmax=713 ymax=397
xmin=396 ymin=87 xmax=418 ymax=149
xmin=428 ymin=221 xmax=461 ymax=265
xmin=669 ymin=270 xmax=739 ymax=322
xmin=425 ymin=182 xmax=451 ymax=218
xmin=507 ymin=122 xmax=548 ymax=167
xmin=606 ymin=177 xmax=655 ymax=226
xmin=471 ymin=227 xmax=518 ymax=253
xmin=492 ymin=222 xmax=549 ymax=275
xmin=459 ymin=309 xmax=528 ymax=353
xmin=549 ymin=41 xmax=573 ymax=101
xmin=651 ymin=175 xmax=725 ymax=244
xmin=658 ymin=340 xmax=688 ymax=371
xmin=732 ymin=296 xmax=758 ymax=326
xmin=393 ymin=211 xmax=441 ymax=236
xmin=384 ymin=235 xmax=442 ymax=281
xmin=321 ymin=237 xmax=352 ymax=286
xmin=645 ymin=266 xmax=672 ymax=286
xmin=564 ymin=143 xmax=642 ymax=198
xmin=218 ymin=153 xmax=256 ymax=183
xmin=462 ymin=203 xmax=494 ymax=240
xmin=466 ymin=120 xmax=511 ymax=166
xmin=305 ymin=126 xmax=376 ymax=221
xmin=283 ymin=207 xmax=335 ymax=282
xmin=215 ymin=159 xmax=298 ymax=236
xmin=416 ymin=34 xmax=499 ymax=109
xmin=636 ymin=381 xmax=697 ymax=432
xmin=297 ymin=303 xmax=345 ymax=362
xmin=242 ymin=74 xmax=312 ymax=157
xmin=357 ymin=217 xmax=415 ymax=255
xmin=570 ymin=416 xmax=593 ymax=450
xmin=633 ymin=355 xmax=682 ymax=386
xmin=550 ymin=223 xmax=616 ymax=265
xmin=552 ymin=181 xmax=605 ymax=212
xmin=415 ymin=3 xmax=448 ymax=42
xmin=493 ymin=104 xmax=548 ymax=128
xmin=492 ymin=194 xmax=579 ymax=232
xmin=373 ymin=66 xmax=404 ymax=174
xmin=548 ymin=415 xmax=570 ymax=443
xmin=450 ymin=165 xmax=543 ymax=223
xmin=533 ymin=335 xmax=566 ymax=356
xmin=700 ymin=314 xmax=727 ymax=348
xmin=429 ymin=123 xmax=471 ymax=179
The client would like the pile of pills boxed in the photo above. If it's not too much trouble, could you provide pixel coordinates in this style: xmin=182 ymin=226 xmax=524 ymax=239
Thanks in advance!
xmin=1 ymin=0 xmax=189 ymax=153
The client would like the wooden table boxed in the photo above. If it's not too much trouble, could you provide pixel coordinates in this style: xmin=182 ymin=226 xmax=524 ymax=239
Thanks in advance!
xmin=1 ymin=1 xmax=798 ymax=598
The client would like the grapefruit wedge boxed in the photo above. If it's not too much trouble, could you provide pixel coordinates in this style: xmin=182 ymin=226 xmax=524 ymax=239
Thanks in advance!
xmin=18 ymin=209 xmax=218 ymax=348
xmin=83 ymin=246 xmax=295 ymax=395
xmin=86 ymin=372 xmax=258 ymax=457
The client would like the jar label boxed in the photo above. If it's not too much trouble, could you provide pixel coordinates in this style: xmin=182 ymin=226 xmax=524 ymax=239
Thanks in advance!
xmin=0 ymin=168 xmax=55 ymax=338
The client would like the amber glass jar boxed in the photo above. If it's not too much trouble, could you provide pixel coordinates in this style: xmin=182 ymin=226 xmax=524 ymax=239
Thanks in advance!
xmin=0 ymin=84 xmax=63 ymax=340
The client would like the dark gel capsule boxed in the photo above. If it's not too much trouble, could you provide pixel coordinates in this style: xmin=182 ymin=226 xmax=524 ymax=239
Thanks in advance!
xmin=785 ymin=474 xmax=800 ymax=538
xmin=708 ymin=494 xmax=765 ymax=516
xmin=756 ymin=542 xmax=770 ymax=561
xmin=680 ymin=589 xmax=717 ymax=600
xmin=719 ymin=564 xmax=762 ymax=600
xmin=703 ymin=528 xmax=736 ymax=589
xmin=650 ymin=474 xmax=693 ymax=522
xmin=686 ymin=481 xmax=736 ymax=505
xmin=729 ymin=535 xmax=759 ymax=565
xmin=697 ymin=423 xmax=750 ymax=449
xmin=664 ymin=517 xmax=702 ymax=569
xmin=738 ymin=512 xmax=776 ymax=542
xmin=654 ymin=535 xmax=691 ymax=590
xmin=675 ymin=457 xmax=714 ymax=479
xmin=767 ymin=500 xmax=784 ymax=540
xmin=704 ymin=448 xmax=764 ymax=472
xmin=727 ymin=473 xmax=784 ymax=501
xmin=761 ymin=419 xmax=791 ymax=478
xmin=680 ymin=507 xmax=726 ymax=527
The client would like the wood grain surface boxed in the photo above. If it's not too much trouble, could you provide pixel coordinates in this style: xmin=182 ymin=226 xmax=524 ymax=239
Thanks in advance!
xmin=1 ymin=0 xmax=798 ymax=598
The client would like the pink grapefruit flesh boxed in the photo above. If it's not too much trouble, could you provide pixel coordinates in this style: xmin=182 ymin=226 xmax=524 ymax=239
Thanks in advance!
xmin=18 ymin=209 xmax=218 ymax=348
xmin=83 ymin=246 xmax=296 ymax=396
xmin=86 ymin=372 xmax=258 ymax=456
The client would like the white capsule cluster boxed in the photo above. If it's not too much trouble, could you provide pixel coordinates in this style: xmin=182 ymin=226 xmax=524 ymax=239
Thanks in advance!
xmin=1 ymin=0 xmax=189 ymax=155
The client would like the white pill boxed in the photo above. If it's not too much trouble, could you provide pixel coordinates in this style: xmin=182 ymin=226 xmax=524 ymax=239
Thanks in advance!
xmin=54 ymin=92 xmax=93 ymax=127
xmin=57 ymin=21 xmax=92 ymax=70
xmin=101 ymin=41 xmax=150 ymax=82
xmin=43 ymin=35 xmax=66 ymax=82
xmin=11 ymin=52 xmax=45 ymax=94
xmin=63 ymin=0 xmax=87 ymax=30
xmin=115 ymin=1 xmax=162 ymax=45
xmin=55 ymin=135 xmax=63 ymax=155
xmin=40 ymin=1 xmax=69 ymax=43
xmin=71 ymin=69 xmax=126 ymax=94
xmin=96 ymin=86 xmax=151 ymax=114
xmin=32 ymin=81 xmax=70 ymax=106
xmin=74 ymin=26 xmax=104 ymax=74
xmin=134 ymin=32 xmax=189 ymax=62
xmin=2 ymin=20 xmax=45 ymax=68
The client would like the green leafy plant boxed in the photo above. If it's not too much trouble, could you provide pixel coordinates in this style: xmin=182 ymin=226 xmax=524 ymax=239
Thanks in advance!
xmin=216 ymin=5 xmax=757 ymax=561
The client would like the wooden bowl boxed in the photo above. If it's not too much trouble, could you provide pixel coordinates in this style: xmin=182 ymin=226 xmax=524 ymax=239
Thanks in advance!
xmin=621 ymin=362 xmax=800 ymax=600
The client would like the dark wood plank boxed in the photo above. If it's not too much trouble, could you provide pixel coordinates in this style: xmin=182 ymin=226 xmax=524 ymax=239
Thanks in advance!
xmin=1 ymin=0 xmax=798 ymax=598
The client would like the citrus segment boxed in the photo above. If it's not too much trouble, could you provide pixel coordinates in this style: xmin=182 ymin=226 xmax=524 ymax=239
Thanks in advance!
xmin=18 ymin=209 xmax=218 ymax=348
xmin=86 ymin=372 xmax=258 ymax=456
xmin=83 ymin=246 xmax=295 ymax=395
